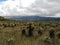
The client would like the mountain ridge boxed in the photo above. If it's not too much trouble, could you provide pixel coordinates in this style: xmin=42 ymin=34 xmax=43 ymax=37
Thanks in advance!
xmin=3 ymin=16 xmax=60 ymax=21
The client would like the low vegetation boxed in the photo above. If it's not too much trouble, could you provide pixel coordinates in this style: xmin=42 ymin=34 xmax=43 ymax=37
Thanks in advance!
xmin=0 ymin=16 xmax=60 ymax=45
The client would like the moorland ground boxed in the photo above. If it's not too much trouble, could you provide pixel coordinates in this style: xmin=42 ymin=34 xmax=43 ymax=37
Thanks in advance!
xmin=0 ymin=21 xmax=60 ymax=45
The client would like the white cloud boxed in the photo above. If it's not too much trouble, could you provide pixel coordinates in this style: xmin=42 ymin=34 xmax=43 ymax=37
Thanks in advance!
xmin=0 ymin=0 xmax=35 ymax=16
xmin=0 ymin=0 xmax=60 ymax=17
xmin=27 ymin=0 xmax=60 ymax=17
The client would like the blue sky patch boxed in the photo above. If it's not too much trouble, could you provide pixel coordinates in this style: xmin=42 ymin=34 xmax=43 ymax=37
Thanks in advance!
xmin=0 ymin=0 xmax=6 ymax=2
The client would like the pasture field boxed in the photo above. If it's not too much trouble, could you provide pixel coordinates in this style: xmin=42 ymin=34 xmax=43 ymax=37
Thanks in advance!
xmin=0 ymin=21 xmax=60 ymax=45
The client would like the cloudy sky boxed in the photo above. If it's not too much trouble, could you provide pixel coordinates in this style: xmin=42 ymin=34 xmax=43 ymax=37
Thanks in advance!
xmin=0 ymin=0 xmax=60 ymax=17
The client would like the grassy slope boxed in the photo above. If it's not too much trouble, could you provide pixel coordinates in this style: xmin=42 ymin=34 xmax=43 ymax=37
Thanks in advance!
xmin=0 ymin=16 xmax=15 ymax=21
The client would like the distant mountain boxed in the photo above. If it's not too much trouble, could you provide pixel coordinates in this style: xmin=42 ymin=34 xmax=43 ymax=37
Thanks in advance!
xmin=4 ymin=16 xmax=60 ymax=21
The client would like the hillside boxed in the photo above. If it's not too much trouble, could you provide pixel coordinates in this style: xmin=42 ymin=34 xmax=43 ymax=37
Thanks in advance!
xmin=0 ymin=16 xmax=13 ymax=21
